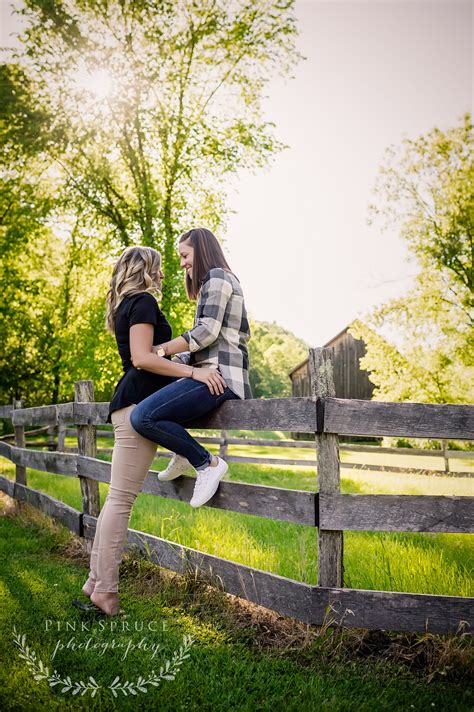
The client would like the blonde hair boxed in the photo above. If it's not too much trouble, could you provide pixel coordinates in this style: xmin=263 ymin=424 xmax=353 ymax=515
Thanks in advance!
xmin=106 ymin=246 xmax=162 ymax=333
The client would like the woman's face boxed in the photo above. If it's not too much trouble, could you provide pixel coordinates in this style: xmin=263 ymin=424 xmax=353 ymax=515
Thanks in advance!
xmin=179 ymin=240 xmax=194 ymax=275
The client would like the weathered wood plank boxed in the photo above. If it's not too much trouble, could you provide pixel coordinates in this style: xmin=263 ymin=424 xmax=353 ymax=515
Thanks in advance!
xmin=82 ymin=514 xmax=473 ymax=633
xmin=76 ymin=455 xmax=111 ymax=482
xmin=225 ymin=455 xmax=317 ymax=467
xmin=73 ymin=402 xmax=110 ymax=425
xmin=75 ymin=382 xmax=100 ymax=520
xmin=325 ymin=399 xmax=474 ymax=440
xmin=77 ymin=455 xmax=317 ymax=525
xmin=226 ymin=437 xmax=315 ymax=448
xmin=0 ymin=475 xmax=15 ymax=497
xmin=348 ymin=462 xmax=474 ymax=477
xmin=13 ymin=400 xmax=26 ymax=486
xmin=11 ymin=402 xmax=74 ymax=426
xmin=0 ymin=405 xmax=13 ymax=418
xmin=340 ymin=462 xmax=473 ymax=478
xmin=188 ymin=398 xmax=317 ymax=432
xmin=74 ymin=398 xmax=318 ymax=431
xmin=341 ymin=443 xmax=441 ymax=456
xmin=14 ymin=482 xmax=82 ymax=536
xmin=0 ymin=440 xmax=16 ymax=462
xmin=310 ymin=349 xmax=343 ymax=589
xmin=0 ymin=441 xmax=77 ymax=476
xmin=319 ymin=494 xmax=474 ymax=533
xmin=310 ymin=587 xmax=473 ymax=634
xmin=442 ymin=450 xmax=474 ymax=460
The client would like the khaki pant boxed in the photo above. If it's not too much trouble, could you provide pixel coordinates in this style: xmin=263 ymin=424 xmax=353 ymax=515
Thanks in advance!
xmin=88 ymin=404 xmax=157 ymax=593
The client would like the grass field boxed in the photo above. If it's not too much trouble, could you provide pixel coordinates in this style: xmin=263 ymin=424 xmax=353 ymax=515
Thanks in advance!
xmin=1 ymin=439 xmax=472 ymax=598
xmin=0 ymin=501 xmax=472 ymax=711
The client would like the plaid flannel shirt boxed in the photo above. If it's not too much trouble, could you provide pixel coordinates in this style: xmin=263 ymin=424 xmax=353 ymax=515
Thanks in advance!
xmin=175 ymin=268 xmax=252 ymax=400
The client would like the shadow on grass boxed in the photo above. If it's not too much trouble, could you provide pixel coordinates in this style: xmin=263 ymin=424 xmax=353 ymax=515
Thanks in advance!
xmin=0 ymin=497 xmax=473 ymax=712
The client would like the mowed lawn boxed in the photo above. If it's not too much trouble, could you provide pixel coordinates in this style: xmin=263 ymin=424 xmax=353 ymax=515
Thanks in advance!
xmin=1 ymin=434 xmax=472 ymax=598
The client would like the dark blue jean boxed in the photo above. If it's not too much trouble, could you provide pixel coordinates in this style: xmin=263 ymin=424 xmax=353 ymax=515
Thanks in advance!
xmin=130 ymin=377 xmax=239 ymax=469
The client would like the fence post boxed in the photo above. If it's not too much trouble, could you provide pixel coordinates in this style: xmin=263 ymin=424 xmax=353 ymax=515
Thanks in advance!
xmin=74 ymin=380 xmax=100 ymax=550
xmin=57 ymin=424 xmax=67 ymax=452
xmin=442 ymin=439 xmax=450 ymax=474
xmin=219 ymin=430 xmax=228 ymax=460
xmin=13 ymin=400 xmax=27 ymax=486
xmin=47 ymin=425 xmax=57 ymax=451
xmin=309 ymin=348 xmax=344 ymax=588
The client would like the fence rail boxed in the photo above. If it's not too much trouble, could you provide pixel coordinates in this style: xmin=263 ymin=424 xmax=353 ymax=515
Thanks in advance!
xmin=4 ymin=424 xmax=473 ymax=477
xmin=0 ymin=348 xmax=473 ymax=635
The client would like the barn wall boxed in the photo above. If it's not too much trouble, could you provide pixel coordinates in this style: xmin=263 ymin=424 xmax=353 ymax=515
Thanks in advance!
xmin=328 ymin=333 xmax=374 ymax=400
xmin=289 ymin=333 xmax=374 ymax=401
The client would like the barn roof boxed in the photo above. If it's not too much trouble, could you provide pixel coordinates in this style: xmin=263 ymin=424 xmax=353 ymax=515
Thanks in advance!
xmin=287 ymin=325 xmax=353 ymax=377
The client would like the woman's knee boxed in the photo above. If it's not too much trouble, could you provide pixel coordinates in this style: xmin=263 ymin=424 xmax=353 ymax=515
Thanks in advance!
xmin=107 ymin=487 xmax=136 ymax=508
xmin=130 ymin=405 xmax=146 ymax=433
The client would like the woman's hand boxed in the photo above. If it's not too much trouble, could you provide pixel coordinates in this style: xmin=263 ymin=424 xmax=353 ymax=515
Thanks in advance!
xmin=191 ymin=367 xmax=227 ymax=395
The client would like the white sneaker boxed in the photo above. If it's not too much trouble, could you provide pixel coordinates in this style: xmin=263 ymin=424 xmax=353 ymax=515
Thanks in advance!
xmin=158 ymin=454 xmax=192 ymax=481
xmin=189 ymin=457 xmax=228 ymax=508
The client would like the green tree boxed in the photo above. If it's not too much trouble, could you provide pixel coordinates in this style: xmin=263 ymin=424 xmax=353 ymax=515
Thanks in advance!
xmin=368 ymin=112 xmax=473 ymax=320
xmin=352 ymin=115 xmax=474 ymax=406
xmin=248 ymin=320 xmax=308 ymax=398
xmin=0 ymin=64 xmax=119 ymax=405
xmin=0 ymin=64 xmax=59 ymax=403
xmin=14 ymin=0 xmax=301 ymax=333
xmin=1 ymin=1 xmax=302 ymax=404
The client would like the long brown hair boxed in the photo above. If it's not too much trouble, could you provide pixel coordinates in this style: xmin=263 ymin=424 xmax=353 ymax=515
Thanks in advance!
xmin=179 ymin=227 xmax=233 ymax=300
xmin=106 ymin=246 xmax=162 ymax=333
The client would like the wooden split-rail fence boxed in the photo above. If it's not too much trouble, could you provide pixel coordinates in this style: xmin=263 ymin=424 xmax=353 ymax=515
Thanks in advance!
xmin=0 ymin=348 xmax=473 ymax=635
xmin=4 ymin=428 xmax=472 ymax=477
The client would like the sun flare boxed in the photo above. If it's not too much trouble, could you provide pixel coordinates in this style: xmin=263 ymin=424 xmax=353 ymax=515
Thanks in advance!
xmin=75 ymin=67 xmax=114 ymax=100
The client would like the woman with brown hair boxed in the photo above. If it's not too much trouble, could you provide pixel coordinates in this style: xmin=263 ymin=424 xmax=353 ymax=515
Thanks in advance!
xmin=130 ymin=226 xmax=252 ymax=504
xmin=79 ymin=244 xmax=228 ymax=617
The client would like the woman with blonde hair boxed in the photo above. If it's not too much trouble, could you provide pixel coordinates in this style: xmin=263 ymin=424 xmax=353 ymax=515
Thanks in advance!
xmin=79 ymin=245 xmax=227 ymax=617
xmin=130 ymin=227 xmax=251 ymax=509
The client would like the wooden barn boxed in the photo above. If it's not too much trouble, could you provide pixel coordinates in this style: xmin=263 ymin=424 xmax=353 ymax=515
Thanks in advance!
xmin=289 ymin=326 xmax=374 ymax=401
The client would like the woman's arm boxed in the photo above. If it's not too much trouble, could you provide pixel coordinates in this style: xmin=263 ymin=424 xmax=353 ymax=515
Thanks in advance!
xmin=157 ymin=335 xmax=189 ymax=357
xmin=183 ymin=271 xmax=233 ymax=352
xmin=130 ymin=324 xmax=226 ymax=394
xmin=159 ymin=270 xmax=233 ymax=356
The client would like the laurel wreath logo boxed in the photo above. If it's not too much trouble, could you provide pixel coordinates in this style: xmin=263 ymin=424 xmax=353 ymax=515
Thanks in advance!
xmin=13 ymin=626 xmax=194 ymax=697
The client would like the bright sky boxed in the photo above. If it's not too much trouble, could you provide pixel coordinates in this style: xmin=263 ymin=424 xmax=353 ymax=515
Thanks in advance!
xmin=1 ymin=1 xmax=472 ymax=346
xmin=224 ymin=0 xmax=472 ymax=345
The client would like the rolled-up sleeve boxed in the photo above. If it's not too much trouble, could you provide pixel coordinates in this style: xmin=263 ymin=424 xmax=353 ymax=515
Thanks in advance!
xmin=172 ymin=352 xmax=191 ymax=365
xmin=181 ymin=271 xmax=232 ymax=351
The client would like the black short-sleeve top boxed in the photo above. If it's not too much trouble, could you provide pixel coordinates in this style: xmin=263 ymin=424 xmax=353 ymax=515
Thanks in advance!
xmin=107 ymin=292 xmax=173 ymax=422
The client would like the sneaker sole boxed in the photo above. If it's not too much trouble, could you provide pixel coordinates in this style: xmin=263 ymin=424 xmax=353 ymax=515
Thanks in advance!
xmin=157 ymin=471 xmax=187 ymax=482
xmin=190 ymin=462 xmax=228 ymax=508
xmin=157 ymin=464 xmax=192 ymax=481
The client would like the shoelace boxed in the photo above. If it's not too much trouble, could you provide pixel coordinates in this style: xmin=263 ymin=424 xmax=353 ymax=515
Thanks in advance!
xmin=194 ymin=469 xmax=214 ymax=491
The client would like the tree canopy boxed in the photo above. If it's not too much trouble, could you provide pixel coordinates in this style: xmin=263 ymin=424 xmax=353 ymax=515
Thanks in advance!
xmin=13 ymin=0 xmax=301 ymax=325
xmin=352 ymin=114 xmax=473 ymax=405
xmin=0 ymin=0 xmax=301 ymax=406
